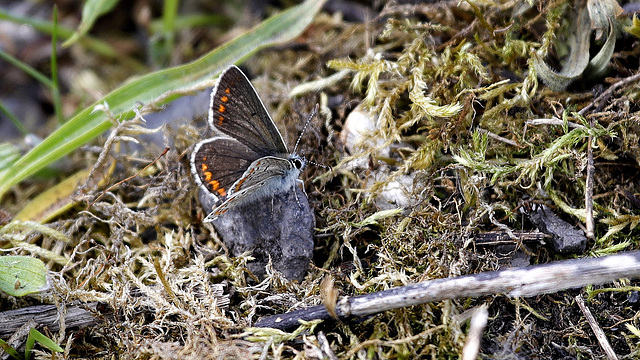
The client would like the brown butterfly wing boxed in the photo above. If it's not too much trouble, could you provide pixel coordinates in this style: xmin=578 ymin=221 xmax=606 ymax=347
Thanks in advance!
xmin=208 ymin=65 xmax=288 ymax=156
xmin=190 ymin=137 xmax=261 ymax=201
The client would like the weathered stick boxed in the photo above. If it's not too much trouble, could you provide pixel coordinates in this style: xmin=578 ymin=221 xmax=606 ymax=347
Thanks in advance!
xmin=585 ymin=124 xmax=595 ymax=239
xmin=575 ymin=295 xmax=618 ymax=360
xmin=255 ymin=251 xmax=640 ymax=330
xmin=462 ymin=305 xmax=488 ymax=360
xmin=578 ymin=71 xmax=640 ymax=115
xmin=0 ymin=303 xmax=100 ymax=338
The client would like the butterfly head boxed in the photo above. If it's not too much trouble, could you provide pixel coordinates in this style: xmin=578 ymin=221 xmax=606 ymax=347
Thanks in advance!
xmin=289 ymin=153 xmax=306 ymax=172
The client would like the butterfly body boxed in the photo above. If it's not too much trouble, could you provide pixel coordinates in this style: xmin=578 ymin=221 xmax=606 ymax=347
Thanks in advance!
xmin=190 ymin=66 xmax=306 ymax=221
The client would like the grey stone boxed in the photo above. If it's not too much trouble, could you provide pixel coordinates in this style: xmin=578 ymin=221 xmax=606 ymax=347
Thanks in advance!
xmin=528 ymin=205 xmax=587 ymax=254
xmin=197 ymin=186 xmax=314 ymax=281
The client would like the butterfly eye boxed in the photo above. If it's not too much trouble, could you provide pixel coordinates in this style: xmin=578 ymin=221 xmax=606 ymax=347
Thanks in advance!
xmin=292 ymin=158 xmax=305 ymax=170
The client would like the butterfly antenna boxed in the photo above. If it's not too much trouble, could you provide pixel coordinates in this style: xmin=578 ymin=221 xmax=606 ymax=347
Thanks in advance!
xmin=307 ymin=159 xmax=331 ymax=170
xmin=293 ymin=103 xmax=319 ymax=154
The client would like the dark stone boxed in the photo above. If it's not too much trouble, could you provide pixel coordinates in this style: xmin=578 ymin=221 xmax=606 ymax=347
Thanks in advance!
xmin=528 ymin=205 xmax=587 ymax=254
xmin=197 ymin=186 xmax=314 ymax=281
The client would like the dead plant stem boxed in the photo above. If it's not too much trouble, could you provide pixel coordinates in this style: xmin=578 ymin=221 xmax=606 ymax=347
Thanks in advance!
xmin=256 ymin=251 xmax=640 ymax=330
xmin=575 ymin=295 xmax=618 ymax=360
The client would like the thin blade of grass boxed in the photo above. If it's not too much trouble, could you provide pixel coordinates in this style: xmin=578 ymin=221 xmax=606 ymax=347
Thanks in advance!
xmin=0 ymin=339 xmax=23 ymax=360
xmin=28 ymin=329 xmax=64 ymax=353
xmin=0 ymin=50 xmax=53 ymax=88
xmin=62 ymin=0 xmax=120 ymax=47
xmin=163 ymin=0 xmax=179 ymax=51
xmin=0 ymin=101 xmax=28 ymax=135
xmin=51 ymin=6 xmax=63 ymax=124
xmin=149 ymin=14 xmax=229 ymax=33
xmin=0 ymin=8 xmax=145 ymax=71
xmin=13 ymin=169 xmax=91 ymax=223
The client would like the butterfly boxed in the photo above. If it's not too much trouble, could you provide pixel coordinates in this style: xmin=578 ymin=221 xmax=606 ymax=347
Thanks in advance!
xmin=190 ymin=65 xmax=310 ymax=222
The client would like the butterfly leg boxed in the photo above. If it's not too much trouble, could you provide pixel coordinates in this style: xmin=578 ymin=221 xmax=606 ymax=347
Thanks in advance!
xmin=292 ymin=186 xmax=302 ymax=208
xmin=296 ymin=178 xmax=307 ymax=196
xmin=294 ymin=179 xmax=306 ymax=209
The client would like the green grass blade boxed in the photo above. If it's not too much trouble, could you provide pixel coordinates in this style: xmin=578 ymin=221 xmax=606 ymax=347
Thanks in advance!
xmin=0 ymin=101 xmax=28 ymax=136
xmin=0 ymin=338 xmax=23 ymax=360
xmin=0 ymin=143 xmax=21 ymax=172
xmin=0 ymin=50 xmax=53 ymax=88
xmin=62 ymin=0 xmax=120 ymax=47
xmin=151 ymin=0 xmax=180 ymax=65
xmin=51 ymin=6 xmax=64 ymax=124
xmin=28 ymin=329 xmax=64 ymax=353
xmin=149 ymin=14 xmax=228 ymax=33
xmin=0 ymin=8 xmax=145 ymax=71
xmin=0 ymin=46 xmax=63 ymax=124
xmin=163 ymin=0 xmax=179 ymax=42
xmin=0 ymin=0 xmax=326 ymax=200
xmin=25 ymin=333 xmax=34 ymax=360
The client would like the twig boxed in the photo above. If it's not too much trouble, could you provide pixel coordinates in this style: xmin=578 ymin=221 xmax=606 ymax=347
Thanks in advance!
xmin=473 ymin=231 xmax=549 ymax=246
xmin=575 ymin=295 xmax=618 ymax=360
xmin=0 ymin=303 xmax=101 ymax=338
xmin=255 ymin=251 xmax=640 ymax=330
xmin=317 ymin=331 xmax=339 ymax=360
xmin=525 ymin=118 xmax=585 ymax=129
xmin=343 ymin=325 xmax=446 ymax=359
xmin=462 ymin=305 xmax=488 ymax=360
xmin=585 ymin=127 xmax=595 ymax=239
xmin=88 ymin=147 xmax=170 ymax=209
xmin=4 ymin=319 xmax=37 ymax=358
xmin=578 ymin=71 xmax=640 ymax=115
xmin=476 ymin=128 xmax=518 ymax=147
xmin=438 ymin=18 xmax=478 ymax=51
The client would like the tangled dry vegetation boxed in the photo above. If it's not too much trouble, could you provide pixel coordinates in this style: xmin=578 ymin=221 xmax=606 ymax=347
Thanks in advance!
xmin=2 ymin=0 xmax=640 ymax=358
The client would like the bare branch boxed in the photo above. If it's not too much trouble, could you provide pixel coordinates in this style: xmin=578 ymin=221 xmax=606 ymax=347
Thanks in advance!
xmin=256 ymin=252 xmax=640 ymax=330
xmin=575 ymin=295 xmax=618 ymax=360
xmin=578 ymin=71 xmax=640 ymax=115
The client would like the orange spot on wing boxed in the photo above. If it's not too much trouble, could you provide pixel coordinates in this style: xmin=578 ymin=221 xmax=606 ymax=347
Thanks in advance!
xmin=234 ymin=168 xmax=256 ymax=192
xmin=225 ymin=88 xmax=230 ymax=94
xmin=217 ymin=188 xmax=227 ymax=197
xmin=218 ymin=104 xmax=226 ymax=113
xmin=218 ymin=116 xmax=224 ymax=126
xmin=214 ymin=207 xmax=228 ymax=216
xmin=204 ymin=172 xmax=213 ymax=182
xmin=201 ymin=164 xmax=208 ymax=172
xmin=221 ymin=96 xmax=228 ymax=102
